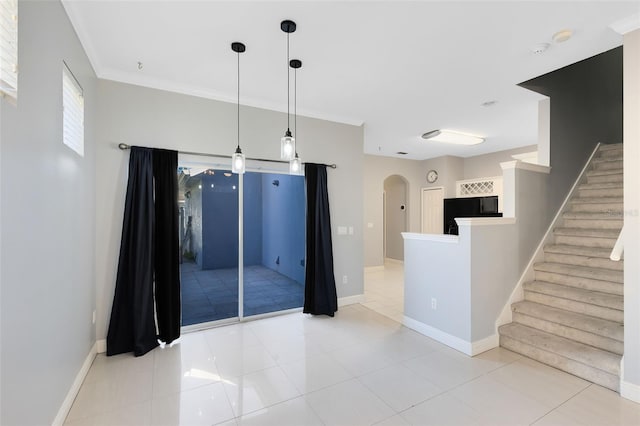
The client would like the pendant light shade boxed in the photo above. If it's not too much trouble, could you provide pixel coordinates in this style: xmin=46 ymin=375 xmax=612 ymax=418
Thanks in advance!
xmin=231 ymin=42 xmax=246 ymax=174
xmin=289 ymin=58 xmax=303 ymax=175
xmin=280 ymin=20 xmax=296 ymax=160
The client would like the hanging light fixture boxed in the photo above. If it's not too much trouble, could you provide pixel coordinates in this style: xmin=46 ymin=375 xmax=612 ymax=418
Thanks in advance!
xmin=289 ymin=59 xmax=302 ymax=175
xmin=280 ymin=20 xmax=296 ymax=160
xmin=231 ymin=42 xmax=246 ymax=174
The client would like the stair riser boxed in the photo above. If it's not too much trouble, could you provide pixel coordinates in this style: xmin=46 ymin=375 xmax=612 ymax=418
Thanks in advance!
xmin=534 ymin=271 xmax=623 ymax=293
xmin=499 ymin=336 xmax=619 ymax=391
xmin=578 ymin=188 xmax=623 ymax=198
xmin=524 ymin=291 xmax=623 ymax=322
xmin=512 ymin=312 xmax=624 ymax=355
xmin=586 ymin=174 xmax=623 ymax=184
xmin=570 ymin=203 xmax=623 ymax=213
xmin=544 ymin=253 xmax=624 ymax=272
xmin=598 ymin=147 xmax=623 ymax=158
xmin=592 ymin=161 xmax=622 ymax=171
xmin=562 ymin=218 xmax=623 ymax=229
xmin=534 ymin=265 xmax=623 ymax=284
xmin=554 ymin=235 xmax=616 ymax=249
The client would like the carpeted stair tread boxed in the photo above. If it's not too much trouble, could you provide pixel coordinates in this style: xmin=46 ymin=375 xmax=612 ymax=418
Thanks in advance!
xmin=524 ymin=281 xmax=623 ymax=309
xmin=562 ymin=211 xmax=623 ymax=220
xmin=511 ymin=301 xmax=623 ymax=342
xmin=534 ymin=262 xmax=623 ymax=283
xmin=544 ymin=251 xmax=623 ymax=272
xmin=499 ymin=334 xmax=619 ymax=391
xmin=544 ymin=244 xmax=619 ymax=259
xmin=570 ymin=196 xmax=623 ymax=204
xmin=586 ymin=169 xmax=623 ymax=177
xmin=592 ymin=159 xmax=623 ymax=171
xmin=498 ymin=323 xmax=620 ymax=375
xmin=598 ymin=143 xmax=623 ymax=150
xmin=553 ymin=227 xmax=620 ymax=239
xmin=532 ymin=270 xmax=622 ymax=295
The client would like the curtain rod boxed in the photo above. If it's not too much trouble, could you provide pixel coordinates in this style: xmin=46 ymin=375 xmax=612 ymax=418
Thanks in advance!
xmin=117 ymin=143 xmax=337 ymax=169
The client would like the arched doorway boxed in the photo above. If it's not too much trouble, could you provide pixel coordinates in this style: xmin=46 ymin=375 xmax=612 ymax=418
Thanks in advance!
xmin=383 ymin=175 xmax=409 ymax=261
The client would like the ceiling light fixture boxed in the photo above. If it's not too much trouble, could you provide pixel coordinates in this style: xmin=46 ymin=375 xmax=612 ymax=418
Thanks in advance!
xmin=552 ymin=29 xmax=573 ymax=43
xmin=280 ymin=20 xmax=296 ymax=161
xmin=421 ymin=129 xmax=484 ymax=145
xmin=231 ymin=42 xmax=246 ymax=174
xmin=289 ymin=58 xmax=302 ymax=175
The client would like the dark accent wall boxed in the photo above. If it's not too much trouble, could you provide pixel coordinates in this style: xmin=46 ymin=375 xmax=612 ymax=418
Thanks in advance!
xmin=519 ymin=47 xmax=623 ymax=210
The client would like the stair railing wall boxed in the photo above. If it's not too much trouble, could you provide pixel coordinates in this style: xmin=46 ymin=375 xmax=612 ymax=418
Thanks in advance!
xmin=495 ymin=143 xmax=602 ymax=328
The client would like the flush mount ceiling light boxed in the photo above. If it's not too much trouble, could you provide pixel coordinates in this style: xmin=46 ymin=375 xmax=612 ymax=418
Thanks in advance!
xmin=231 ymin=41 xmax=246 ymax=174
xmin=280 ymin=19 xmax=296 ymax=161
xmin=552 ymin=29 xmax=573 ymax=43
xmin=289 ymin=58 xmax=303 ymax=175
xmin=421 ymin=130 xmax=484 ymax=145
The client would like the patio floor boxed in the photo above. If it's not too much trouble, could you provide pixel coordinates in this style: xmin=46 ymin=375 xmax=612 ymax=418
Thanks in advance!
xmin=180 ymin=262 xmax=304 ymax=326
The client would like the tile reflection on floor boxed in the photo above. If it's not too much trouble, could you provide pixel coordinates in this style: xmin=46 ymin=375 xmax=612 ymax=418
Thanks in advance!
xmin=66 ymin=303 xmax=640 ymax=425
xmin=181 ymin=262 xmax=304 ymax=325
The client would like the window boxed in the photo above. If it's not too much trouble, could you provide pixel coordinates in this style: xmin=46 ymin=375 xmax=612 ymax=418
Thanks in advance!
xmin=63 ymin=63 xmax=84 ymax=156
xmin=0 ymin=0 xmax=18 ymax=99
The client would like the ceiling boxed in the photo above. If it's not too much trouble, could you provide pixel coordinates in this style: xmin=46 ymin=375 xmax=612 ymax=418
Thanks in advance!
xmin=62 ymin=1 xmax=639 ymax=160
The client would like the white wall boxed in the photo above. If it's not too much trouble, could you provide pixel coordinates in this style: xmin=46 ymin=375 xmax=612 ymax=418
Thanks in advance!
xmin=95 ymin=80 xmax=364 ymax=341
xmin=0 ymin=1 xmax=97 ymax=424
xmin=623 ymin=28 xmax=640 ymax=399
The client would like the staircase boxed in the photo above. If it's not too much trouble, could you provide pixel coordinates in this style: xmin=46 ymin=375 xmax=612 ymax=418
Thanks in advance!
xmin=499 ymin=143 xmax=624 ymax=391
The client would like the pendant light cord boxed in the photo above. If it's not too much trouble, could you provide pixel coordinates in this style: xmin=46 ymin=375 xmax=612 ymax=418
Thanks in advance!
xmin=294 ymin=66 xmax=297 ymax=148
xmin=287 ymin=32 xmax=290 ymax=130
xmin=237 ymin=50 xmax=240 ymax=150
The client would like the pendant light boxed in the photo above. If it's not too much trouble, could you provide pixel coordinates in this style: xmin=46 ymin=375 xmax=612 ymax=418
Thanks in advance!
xmin=231 ymin=42 xmax=246 ymax=174
xmin=280 ymin=20 xmax=296 ymax=160
xmin=289 ymin=59 xmax=302 ymax=175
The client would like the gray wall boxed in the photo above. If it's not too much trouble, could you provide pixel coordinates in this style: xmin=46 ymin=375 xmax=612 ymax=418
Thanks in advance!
xmin=363 ymin=155 xmax=425 ymax=266
xmin=383 ymin=175 xmax=408 ymax=260
xmin=0 ymin=1 xmax=97 ymax=424
xmin=95 ymin=80 xmax=364 ymax=341
xmin=463 ymin=145 xmax=537 ymax=179
xmin=520 ymin=47 xmax=623 ymax=213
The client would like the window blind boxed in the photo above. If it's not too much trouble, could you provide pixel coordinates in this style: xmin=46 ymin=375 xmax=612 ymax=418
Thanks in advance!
xmin=0 ymin=0 xmax=18 ymax=98
xmin=63 ymin=65 xmax=84 ymax=156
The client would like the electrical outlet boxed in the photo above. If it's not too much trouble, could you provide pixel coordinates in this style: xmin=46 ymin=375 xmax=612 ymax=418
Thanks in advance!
xmin=92 ymin=310 xmax=96 ymax=324
xmin=342 ymin=275 xmax=348 ymax=284
xmin=431 ymin=298 xmax=437 ymax=310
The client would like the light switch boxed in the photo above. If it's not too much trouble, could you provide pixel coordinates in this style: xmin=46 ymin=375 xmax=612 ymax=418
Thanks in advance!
xmin=367 ymin=222 xmax=374 ymax=228
xmin=348 ymin=226 xmax=354 ymax=235
xmin=337 ymin=226 xmax=348 ymax=235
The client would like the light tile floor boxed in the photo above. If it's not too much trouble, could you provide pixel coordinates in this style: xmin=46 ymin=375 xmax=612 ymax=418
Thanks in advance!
xmin=363 ymin=260 xmax=404 ymax=323
xmin=66 ymin=264 xmax=640 ymax=425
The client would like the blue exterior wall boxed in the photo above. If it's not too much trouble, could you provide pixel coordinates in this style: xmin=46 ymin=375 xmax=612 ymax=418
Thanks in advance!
xmin=197 ymin=171 xmax=304 ymax=284
xmin=260 ymin=173 xmax=306 ymax=284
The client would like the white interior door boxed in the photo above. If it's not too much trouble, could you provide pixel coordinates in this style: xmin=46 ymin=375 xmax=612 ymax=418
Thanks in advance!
xmin=421 ymin=187 xmax=444 ymax=234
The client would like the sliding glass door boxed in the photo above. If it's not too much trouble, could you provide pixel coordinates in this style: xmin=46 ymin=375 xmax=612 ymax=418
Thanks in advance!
xmin=242 ymin=172 xmax=305 ymax=317
xmin=179 ymin=168 xmax=239 ymax=326
xmin=178 ymin=164 xmax=306 ymax=327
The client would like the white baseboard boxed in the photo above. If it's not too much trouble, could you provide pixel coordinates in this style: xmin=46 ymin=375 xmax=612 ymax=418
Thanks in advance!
xmin=403 ymin=316 xmax=498 ymax=356
xmin=52 ymin=342 xmax=97 ymax=426
xmin=338 ymin=294 xmax=365 ymax=307
xmin=471 ymin=333 xmax=500 ymax=355
xmin=621 ymin=380 xmax=640 ymax=403
xmin=364 ymin=265 xmax=385 ymax=272
xmin=96 ymin=339 xmax=106 ymax=354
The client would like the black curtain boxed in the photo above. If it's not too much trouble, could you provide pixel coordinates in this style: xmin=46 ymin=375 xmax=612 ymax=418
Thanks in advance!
xmin=107 ymin=147 xmax=181 ymax=357
xmin=303 ymin=163 xmax=338 ymax=317
xmin=153 ymin=149 xmax=181 ymax=344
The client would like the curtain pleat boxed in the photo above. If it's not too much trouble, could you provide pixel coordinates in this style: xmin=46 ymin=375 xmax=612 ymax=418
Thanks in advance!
xmin=303 ymin=163 xmax=338 ymax=317
xmin=153 ymin=149 xmax=181 ymax=344
xmin=107 ymin=147 xmax=158 ymax=356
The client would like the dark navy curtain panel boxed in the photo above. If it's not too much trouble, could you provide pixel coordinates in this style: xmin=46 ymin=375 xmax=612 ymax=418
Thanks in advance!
xmin=303 ymin=163 xmax=338 ymax=317
xmin=107 ymin=146 xmax=181 ymax=357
